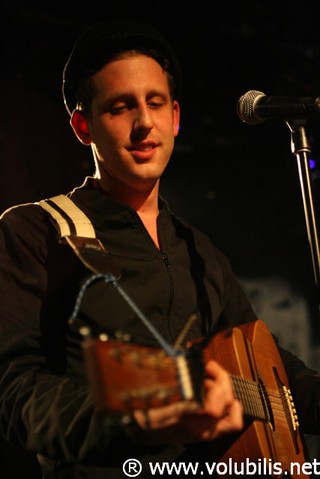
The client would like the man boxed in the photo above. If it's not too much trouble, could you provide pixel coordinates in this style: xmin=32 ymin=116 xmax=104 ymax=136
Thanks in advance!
xmin=0 ymin=18 xmax=319 ymax=478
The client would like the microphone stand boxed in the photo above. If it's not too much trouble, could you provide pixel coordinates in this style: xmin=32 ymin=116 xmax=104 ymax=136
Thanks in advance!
xmin=286 ymin=119 xmax=320 ymax=304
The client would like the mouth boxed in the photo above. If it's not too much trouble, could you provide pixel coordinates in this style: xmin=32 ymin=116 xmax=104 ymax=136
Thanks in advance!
xmin=128 ymin=142 xmax=159 ymax=160
xmin=129 ymin=141 xmax=158 ymax=151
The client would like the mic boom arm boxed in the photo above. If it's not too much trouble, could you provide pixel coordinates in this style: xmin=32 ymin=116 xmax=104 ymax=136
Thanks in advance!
xmin=237 ymin=90 xmax=320 ymax=125
xmin=236 ymin=90 xmax=320 ymax=304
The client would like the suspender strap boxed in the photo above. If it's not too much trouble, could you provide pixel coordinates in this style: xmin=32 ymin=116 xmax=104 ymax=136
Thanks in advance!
xmin=38 ymin=195 xmax=96 ymax=239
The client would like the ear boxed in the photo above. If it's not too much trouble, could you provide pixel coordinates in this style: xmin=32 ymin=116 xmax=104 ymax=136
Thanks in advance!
xmin=70 ymin=110 xmax=92 ymax=145
xmin=172 ymin=100 xmax=181 ymax=137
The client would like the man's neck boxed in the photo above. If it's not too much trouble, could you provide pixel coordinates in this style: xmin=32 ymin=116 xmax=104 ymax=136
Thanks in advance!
xmin=95 ymin=177 xmax=159 ymax=214
xmin=95 ymin=178 xmax=161 ymax=247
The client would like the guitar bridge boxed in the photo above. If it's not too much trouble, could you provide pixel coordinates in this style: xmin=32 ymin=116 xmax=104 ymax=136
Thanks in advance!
xmin=273 ymin=366 xmax=302 ymax=455
xmin=282 ymin=385 xmax=299 ymax=431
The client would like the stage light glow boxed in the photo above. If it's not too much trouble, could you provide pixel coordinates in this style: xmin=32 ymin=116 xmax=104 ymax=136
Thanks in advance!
xmin=309 ymin=158 xmax=316 ymax=169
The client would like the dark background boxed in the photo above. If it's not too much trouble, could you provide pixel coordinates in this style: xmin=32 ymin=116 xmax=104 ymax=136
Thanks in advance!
xmin=1 ymin=0 xmax=320 ymax=476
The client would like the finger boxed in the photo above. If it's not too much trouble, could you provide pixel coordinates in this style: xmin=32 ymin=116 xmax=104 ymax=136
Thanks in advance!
xmin=205 ymin=360 xmax=230 ymax=383
xmin=195 ymin=399 xmax=243 ymax=441
xmin=211 ymin=399 xmax=244 ymax=438
xmin=203 ymin=371 xmax=235 ymax=418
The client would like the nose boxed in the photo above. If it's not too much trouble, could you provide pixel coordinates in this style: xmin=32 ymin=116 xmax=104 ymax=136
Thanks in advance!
xmin=133 ymin=105 xmax=153 ymax=132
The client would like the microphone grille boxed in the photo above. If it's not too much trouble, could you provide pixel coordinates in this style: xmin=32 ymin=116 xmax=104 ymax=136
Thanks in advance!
xmin=237 ymin=90 xmax=266 ymax=125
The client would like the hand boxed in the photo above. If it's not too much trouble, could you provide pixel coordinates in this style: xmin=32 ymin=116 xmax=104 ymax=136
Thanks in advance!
xmin=133 ymin=360 xmax=243 ymax=445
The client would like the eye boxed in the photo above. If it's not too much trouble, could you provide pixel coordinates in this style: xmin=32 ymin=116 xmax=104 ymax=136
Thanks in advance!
xmin=149 ymin=99 xmax=162 ymax=106
xmin=109 ymin=103 xmax=127 ymax=115
xmin=148 ymin=98 xmax=165 ymax=109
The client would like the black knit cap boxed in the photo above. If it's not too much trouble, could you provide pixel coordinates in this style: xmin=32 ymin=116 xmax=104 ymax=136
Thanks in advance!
xmin=62 ymin=18 xmax=182 ymax=115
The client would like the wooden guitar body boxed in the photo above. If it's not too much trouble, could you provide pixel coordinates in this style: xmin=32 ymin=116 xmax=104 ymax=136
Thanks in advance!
xmin=202 ymin=320 xmax=307 ymax=478
xmin=82 ymin=319 xmax=308 ymax=478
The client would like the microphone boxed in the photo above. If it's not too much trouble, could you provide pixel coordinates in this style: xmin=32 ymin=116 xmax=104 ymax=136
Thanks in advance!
xmin=237 ymin=90 xmax=320 ymax=125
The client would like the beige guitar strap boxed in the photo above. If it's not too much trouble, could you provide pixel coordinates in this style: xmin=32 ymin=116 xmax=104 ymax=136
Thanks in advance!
xmin=38 ymin=195 xmax=120 ymax=277
xmin=38 ymin=195 xmax=96 ymax=239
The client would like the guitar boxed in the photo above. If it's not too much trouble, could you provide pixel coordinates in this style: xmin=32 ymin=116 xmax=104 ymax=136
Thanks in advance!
xmin=82 ymin=319 xmax=308 ymax=478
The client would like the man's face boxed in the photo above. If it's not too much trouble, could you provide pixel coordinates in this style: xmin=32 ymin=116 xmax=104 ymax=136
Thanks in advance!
xmin=75 ymin=54 xmax=180 ymax=195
